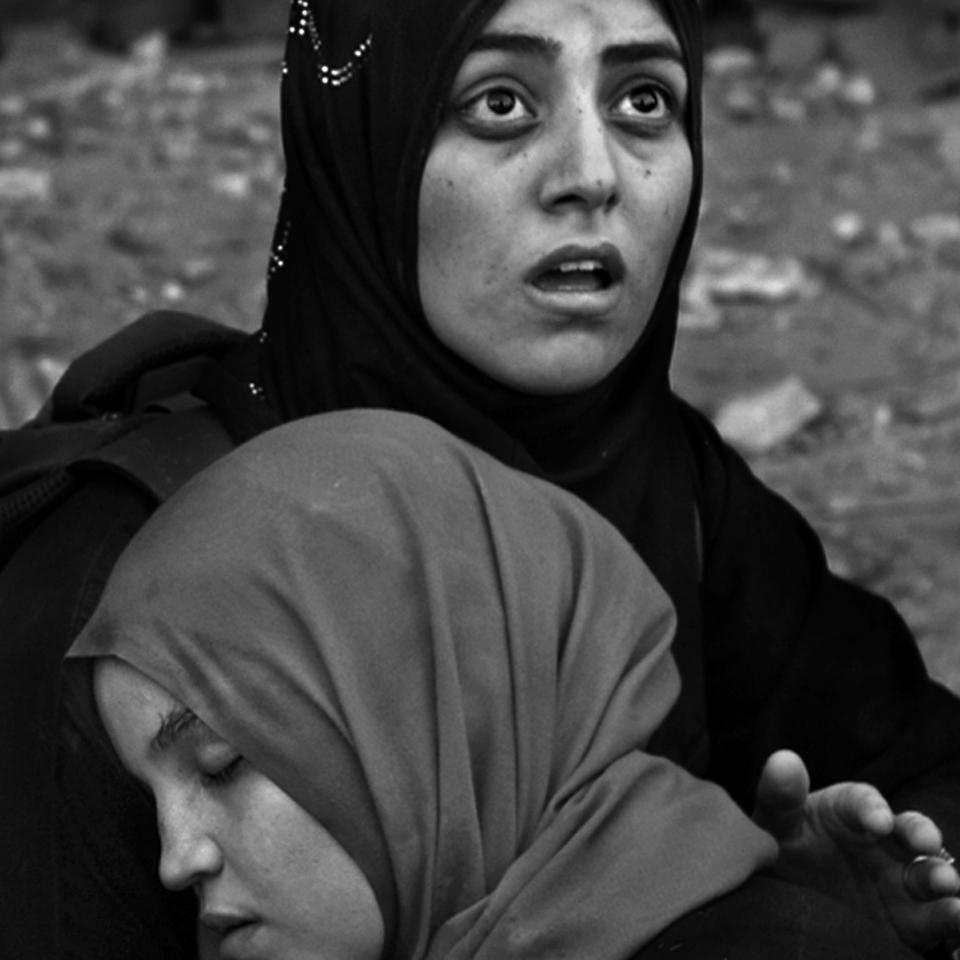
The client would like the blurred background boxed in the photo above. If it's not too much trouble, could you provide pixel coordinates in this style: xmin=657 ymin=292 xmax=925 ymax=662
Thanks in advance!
xmin=2 ymin=0 xmax=960 ymax=691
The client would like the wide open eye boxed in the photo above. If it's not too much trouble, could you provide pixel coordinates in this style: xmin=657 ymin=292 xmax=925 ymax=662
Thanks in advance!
xmin=610 ymin=80 xmax=677 ymax=131
xmin=456 ymin=84 xmax=536 ymax=136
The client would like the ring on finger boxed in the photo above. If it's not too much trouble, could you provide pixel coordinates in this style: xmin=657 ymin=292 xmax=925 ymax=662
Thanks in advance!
xmin=902 ymin=848 xmax=957 ymax=895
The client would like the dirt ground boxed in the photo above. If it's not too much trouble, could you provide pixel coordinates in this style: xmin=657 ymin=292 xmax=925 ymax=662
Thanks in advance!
xmin=2 ymin=7 xmax=960 ymax=693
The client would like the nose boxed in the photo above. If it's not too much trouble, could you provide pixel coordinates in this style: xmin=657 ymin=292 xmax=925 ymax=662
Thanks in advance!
xmin=539 ymin=101 xmax=619 ymax=214
xmin=158 ymin=803 xmax=224 ymax=892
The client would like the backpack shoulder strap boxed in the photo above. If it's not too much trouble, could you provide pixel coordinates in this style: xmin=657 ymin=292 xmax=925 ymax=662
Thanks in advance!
xmin=73 ymin=401 xmax=235 ymax=504
xmin=47 ymin=310 xmax=245 ymax=422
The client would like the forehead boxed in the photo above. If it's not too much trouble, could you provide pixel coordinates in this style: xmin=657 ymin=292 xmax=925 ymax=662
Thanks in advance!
xmin=481 ymin=0 xmax=679 ymax=47
xmin=94 ymin=658 xmax=188 ymax=772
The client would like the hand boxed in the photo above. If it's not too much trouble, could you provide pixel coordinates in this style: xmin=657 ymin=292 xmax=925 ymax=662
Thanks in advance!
xmin=753 ymin=749 xmax=960 ymax=952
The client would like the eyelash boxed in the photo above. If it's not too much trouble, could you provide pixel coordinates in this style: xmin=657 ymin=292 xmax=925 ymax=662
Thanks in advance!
xmin=454 ymin=78 xmax=677 ymax=136
xmin=455 ymin=84 xmax=533 ymax=132
xmin=614 ymin=81 xmax=675 ymax=121
xmin=202 ymin=755 xmax=245 ymax=787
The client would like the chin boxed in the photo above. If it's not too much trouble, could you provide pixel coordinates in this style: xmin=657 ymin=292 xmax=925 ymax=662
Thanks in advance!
xmin=497 ymin=361 xmax=616 ymax=397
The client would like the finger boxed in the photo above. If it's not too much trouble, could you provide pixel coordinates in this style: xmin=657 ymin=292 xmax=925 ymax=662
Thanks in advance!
xmin=753 ymin=750 xmax=809 ymax=838
xmin=903 ymin=854 xmax=960 ymax=901
xmin=904 ymin=893 xmax=960 ymax=947
xmin=827 ymin=781 xmax=894 ymax=838
xmin=889 ymin=810 xmax=944 ymax=860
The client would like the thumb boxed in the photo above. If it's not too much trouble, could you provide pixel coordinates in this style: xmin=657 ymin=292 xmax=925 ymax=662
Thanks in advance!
xmin=753 ymin=749 xmax=811 ymax=840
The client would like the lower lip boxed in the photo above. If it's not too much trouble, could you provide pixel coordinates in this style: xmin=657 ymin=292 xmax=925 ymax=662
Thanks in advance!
xmin=523 ymin=281 xmax=622 ymax=318
xmin=218 ymin=922 xmax=262 ymax=959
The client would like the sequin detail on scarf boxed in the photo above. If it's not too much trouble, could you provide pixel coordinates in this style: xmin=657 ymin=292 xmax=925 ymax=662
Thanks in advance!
xmin=289 ymin=0 xmax=373 ymax=87
xmin=268 ymin=218 xmax=290 ymax=278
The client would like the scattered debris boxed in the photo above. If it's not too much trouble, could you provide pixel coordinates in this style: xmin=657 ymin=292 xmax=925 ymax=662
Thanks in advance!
xmin=160 ymin=280 xmax=186 ymax=302
xmin=0 ymin=167 xmax=51 ymax=202
xmin=679 ymin=269 xmax=724 ymax=332
xmin=839 ymin=73 xmax=877 ymax=109
xmin=927 ymin=102 xmax=960 ymax=179
xmin=831 ymin=211 xmax=868 ymax=246
xmin=210 ymin=171 xmax=252 ymax=198
xmin=0 ymin=350 xmax=67 ymax=429
xmin=907 ymin=212 xmax=960 ymax=249
xmin=691 ymin=246 xmax=818 ymax=305
xmin=767 ymin=92 xmax=807 ymax=124
xmin=704 ymin=45 xmax=760 ymax=79
xmin=897 ymin=368 xmax=960 ymax=423
xmin=177 ymin=256 xmax=218 ymax=286
xmin=714 ymin=376 xmax=824 ymax=455
xmin=107 ymin=217 xmax=168 ymax=255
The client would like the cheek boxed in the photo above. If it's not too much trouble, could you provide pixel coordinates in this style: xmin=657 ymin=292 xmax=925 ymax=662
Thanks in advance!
xmin=629 ymin=148 xmax=692 ymax=262
xmin=664 ymin=142 xmax=694 ymax=231
xmin=258 ymin=784 xmax=384 ymax=954
xmin=242 ymin=780 xmax=312 ymax=869
xmin=418 ymin=166 xmax=470 ymax=283
xmin=418 ymin=148 xmax=521 ymax=277
xmin=418 ymin=153 xmax=517 ymax=335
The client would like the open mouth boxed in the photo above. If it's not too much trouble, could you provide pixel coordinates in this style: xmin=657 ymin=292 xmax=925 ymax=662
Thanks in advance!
xmin=533 ymin=259 xmax=613 ymax=293
xmin=527 ymin=243 xmax=625 ymax=296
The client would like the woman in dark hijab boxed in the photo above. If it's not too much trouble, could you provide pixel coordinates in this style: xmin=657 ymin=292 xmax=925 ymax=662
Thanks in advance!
xmin=231 ymin=0 xmax=960 ymax=864
xmin=71 ymin=409 xmax=779 ymax=960
xmin=235 ymin=0 xmax=957 ymax=808
xmin=18 ymin=0 xmax=960 ymax=955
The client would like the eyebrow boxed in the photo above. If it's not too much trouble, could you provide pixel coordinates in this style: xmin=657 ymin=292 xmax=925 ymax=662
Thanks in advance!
xmin=601 ymin=41 xmax=684 ymax=70
xmin=151 ymin=705 xmax=203 ymax=754
xmin=470 ymin=32 xmax=562 ymax=59
xmin=469 ymin=33 xmax=684 ymax=70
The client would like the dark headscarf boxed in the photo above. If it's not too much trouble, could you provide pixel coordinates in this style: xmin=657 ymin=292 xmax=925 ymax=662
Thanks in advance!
xmin=260 ymin=0 xmax=701 ymax=475
xmin=240 ymin=0 xmax=959 ymax=818
xmin=252 ymin=0 xmax=710 ymax=765
xmin=71 ymin=410 xmax=773 ymax=960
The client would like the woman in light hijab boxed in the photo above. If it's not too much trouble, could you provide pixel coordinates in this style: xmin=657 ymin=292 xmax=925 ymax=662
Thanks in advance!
xmin=71 ymin=411 xmax=960 ymax=959
xmin=72 ymin=409 xmax=781 ymax=959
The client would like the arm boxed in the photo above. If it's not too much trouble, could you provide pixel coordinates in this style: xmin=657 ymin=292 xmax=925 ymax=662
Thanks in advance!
xmin=681 ymin=400 xmax=960 ymax=952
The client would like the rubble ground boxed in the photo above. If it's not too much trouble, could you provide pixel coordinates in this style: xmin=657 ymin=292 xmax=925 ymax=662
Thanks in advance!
xmin=2 ymin=11 xmax=960 ymax=692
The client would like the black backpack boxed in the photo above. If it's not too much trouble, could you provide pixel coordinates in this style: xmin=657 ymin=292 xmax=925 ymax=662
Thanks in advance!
xmin=0 ymin=310 xmax=244 ymax=564
xmin=0 ymin=309 xmax=247 ymax=960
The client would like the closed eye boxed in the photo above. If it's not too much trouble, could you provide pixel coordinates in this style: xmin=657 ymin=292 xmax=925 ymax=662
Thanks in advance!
xmin=202 ymin=755 xmax=246 ymax=788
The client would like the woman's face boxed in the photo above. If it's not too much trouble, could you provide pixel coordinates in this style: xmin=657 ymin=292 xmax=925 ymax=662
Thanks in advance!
xmin=417 ymin=0 xmax=692 ymax=396
xmin=95 ymin=658 xmax=384 ymax=960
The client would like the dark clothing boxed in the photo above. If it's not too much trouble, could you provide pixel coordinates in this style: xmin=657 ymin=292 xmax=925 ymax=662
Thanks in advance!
xmin=252 ymin=0 xmax=960 ymax=842
xmin=643 ymin=873 xmax=921 ymax=959
xmin=678 ymin=400 xmax=960 ymax=815
xmin=3 ymin=0 xmax=960 ymax=953
xmin=0 ymin=477 xmax=196 ymax=960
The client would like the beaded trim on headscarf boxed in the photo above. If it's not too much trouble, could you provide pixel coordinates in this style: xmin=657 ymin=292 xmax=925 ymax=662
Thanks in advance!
xmin=286 ymin=0 xmax=373 ymax=87
xmin=247 ymin=330 xmax=269 ymax=401
xmin=268 ymin=217 xmax=290 ymax=279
